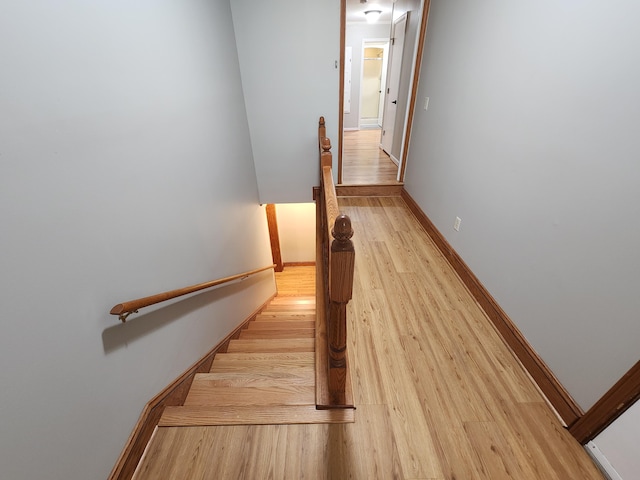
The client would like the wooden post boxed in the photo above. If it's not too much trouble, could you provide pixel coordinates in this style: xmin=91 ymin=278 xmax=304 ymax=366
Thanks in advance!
xmin=328 ymin=214 xmax=355 ymax=404
xmin=265 ymin=204 xmax=284 ymax=272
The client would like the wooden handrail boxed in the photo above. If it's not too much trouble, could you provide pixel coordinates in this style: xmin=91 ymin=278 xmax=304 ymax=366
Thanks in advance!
xmin=110 ymin=264 xmax=276 ymax=322
xmin=316 ymin=116 xmax=355 ymax=407
xmin=322 ymin=165 xmax=339 ymax=241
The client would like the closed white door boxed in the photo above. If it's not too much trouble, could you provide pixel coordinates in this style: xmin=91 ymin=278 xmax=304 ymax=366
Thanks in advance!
xmin=380 ymin=14 xmax=407 ymax=156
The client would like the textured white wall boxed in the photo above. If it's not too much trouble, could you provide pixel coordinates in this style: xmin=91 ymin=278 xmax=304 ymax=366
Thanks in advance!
xmin=276 ymin=203 xmax=316 ymax=263
xmin=405 ymin=0 xmax=640 ymax=411
xmin=230 ymin=0 xmax=340 ymax=203
xmin=0 ymin=1 xmax=274 ymax=479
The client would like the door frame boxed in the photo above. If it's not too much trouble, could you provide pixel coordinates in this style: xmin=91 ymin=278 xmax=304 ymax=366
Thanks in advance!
xmin=338 ymin=0 xmax=432 ymax=184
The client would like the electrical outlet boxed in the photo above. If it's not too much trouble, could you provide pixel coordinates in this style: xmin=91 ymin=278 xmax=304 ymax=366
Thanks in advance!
xmin=424 ymin=96 xmax=430 ymax=111
xmin=454 ymin=216 xmax=461 ymax=231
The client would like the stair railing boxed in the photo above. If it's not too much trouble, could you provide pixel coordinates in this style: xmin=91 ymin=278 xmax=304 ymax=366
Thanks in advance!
xmin=109 ymin=264 xmax=275 ymax=322
xmin=315 ymin=116 xmax=355 ymax=407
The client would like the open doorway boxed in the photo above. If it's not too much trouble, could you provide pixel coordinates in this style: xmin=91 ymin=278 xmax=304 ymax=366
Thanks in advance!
xmin=339 ymin=0 xmax=431 ymax=185
xmin=360 ymin=41 xmax=388 ymax=129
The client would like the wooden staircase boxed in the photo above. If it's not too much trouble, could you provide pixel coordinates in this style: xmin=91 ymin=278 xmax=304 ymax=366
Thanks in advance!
xmin=159 ymin=295 xmax=354 ymax=427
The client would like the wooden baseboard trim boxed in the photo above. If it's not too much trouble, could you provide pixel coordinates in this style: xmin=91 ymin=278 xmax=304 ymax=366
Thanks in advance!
xmin=108 ymin=293 xmax=276 ymax=480
xmin=569 ymin=360 xmax=640 ymax=443
xmin=336 ymin=184 xmax=403 ymax=197
xmin=283 ymin=262 xmax=316 ymax=267
xmin=400 ymin=188 xmax=583 ymax=426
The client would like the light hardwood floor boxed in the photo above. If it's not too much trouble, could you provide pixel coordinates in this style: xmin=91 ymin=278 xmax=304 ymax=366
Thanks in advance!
xmin=132 ymin=198 xmax=603 ymax=480
xmin=342 ymin=129 xmax=400 ymax=185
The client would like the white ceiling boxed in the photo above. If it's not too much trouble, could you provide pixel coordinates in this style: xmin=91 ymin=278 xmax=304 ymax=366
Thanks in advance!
xmin=346 ymin=0 xmax=394 ymax=24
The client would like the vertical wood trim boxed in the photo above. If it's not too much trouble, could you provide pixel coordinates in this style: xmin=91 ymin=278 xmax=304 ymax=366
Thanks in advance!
xmin=107 ymin=295 xmax=275 ymax=480
xmin=337 ymin=0 xmax=346 ymax=184
xmin=398 ymin=0 xmax=431 ymax=182
xmin=569 ymin=361 xmax=640 ymax=444
xmin=266 ymin=204 xmax=284 ymax=272
xmin=400 ymin=188 xmax=583 ymax=426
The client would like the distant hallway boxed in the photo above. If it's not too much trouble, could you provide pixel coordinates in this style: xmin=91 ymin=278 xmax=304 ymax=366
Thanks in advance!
xmin=342 ymin=129 xmax=400 ymax=184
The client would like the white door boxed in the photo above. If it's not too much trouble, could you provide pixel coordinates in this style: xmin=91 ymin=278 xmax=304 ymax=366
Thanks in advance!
xmin=378 ymin=42 xmax=389 ymax=127
xmin=380 ymin=14 xmax=407 ymax=156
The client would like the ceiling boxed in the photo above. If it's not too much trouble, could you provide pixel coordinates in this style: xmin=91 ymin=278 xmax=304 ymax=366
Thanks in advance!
xmin=346 ymin=0 xmax=394 ymax=24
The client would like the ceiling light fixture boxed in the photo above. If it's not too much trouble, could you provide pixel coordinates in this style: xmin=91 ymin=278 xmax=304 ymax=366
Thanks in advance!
xmin=364 ymin=9 xmax=382 ymax=23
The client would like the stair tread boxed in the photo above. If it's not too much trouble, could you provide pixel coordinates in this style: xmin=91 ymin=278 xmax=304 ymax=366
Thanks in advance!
xmin=239 ymin=329 xmax=315 ymax=339
xmin=256 ymin=313 xmax=315 ymax=321
xmin=159 ymin=405 xmax=354 ymax=427
xmin=226 ymin=338 xmax=314 ymax=353
xmin=212 ymin=352 xmax=314 ymax=363
xmin=191 ymin=370 xmax=314 ymax=387
xmin=271 ymin=296 xmax=315 ymax=302
xmin=245 ymin=320 xmax=314 ymax=329
xmin=259 ymin=308 xmax=315 ymax=312
xmin=184 ymin=384 xmax=315 ymax=406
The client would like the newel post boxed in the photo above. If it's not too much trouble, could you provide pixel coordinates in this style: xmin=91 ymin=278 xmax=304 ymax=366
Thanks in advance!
xmin=328 ymin=214 xmax=355 ymax=404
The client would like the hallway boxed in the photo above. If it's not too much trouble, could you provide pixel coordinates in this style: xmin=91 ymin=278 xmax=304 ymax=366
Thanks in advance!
xmin=132 ymin=197 xmax=602 ymax=479
xmin=342 ymin=129 xmax=400 ymax=185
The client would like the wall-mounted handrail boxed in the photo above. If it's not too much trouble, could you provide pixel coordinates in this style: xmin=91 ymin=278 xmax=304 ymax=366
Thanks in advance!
xmin=316 ymin=116 xmax=355 ymax=407
xmin=110 ymin=264 xmax=276 ymax=322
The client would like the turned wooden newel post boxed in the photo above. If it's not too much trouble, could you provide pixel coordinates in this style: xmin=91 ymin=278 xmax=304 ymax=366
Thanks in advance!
xmin=328 ymin=214 xmax=355 ymax=404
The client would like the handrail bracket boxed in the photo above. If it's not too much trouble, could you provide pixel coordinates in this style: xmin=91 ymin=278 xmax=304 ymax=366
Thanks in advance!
xmin=119 ymin=310 xmax=138 ymax=323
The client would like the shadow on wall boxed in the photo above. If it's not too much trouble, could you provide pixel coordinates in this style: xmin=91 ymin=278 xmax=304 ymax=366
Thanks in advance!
xmin=101 ymin=274 xmax=265 ymax=354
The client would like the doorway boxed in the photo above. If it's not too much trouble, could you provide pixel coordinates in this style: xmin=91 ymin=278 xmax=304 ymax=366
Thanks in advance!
xmin=360 ymin=42 xmax=388 ymax=129
xmin=338 ymin=0 xmax=431 ymax=185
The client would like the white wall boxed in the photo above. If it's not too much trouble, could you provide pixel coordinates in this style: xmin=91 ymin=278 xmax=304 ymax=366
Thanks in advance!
xmin=276 ymin=203 xmax=316 ymax=263
xmin=0 ymin=2 xmax=274 ymax=479
xmin=593 ymin=401 xmax=640 ymax=479
xmin=405 ymin=0 xmax=640 ymax=411
xmin=230 ymin=0 xmax=340 ymax=203
xmin=344 ymin=23 xmax=392 ymax=130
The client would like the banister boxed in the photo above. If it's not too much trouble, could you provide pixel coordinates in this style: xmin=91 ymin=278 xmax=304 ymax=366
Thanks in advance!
xmin=110 ymin=264 xmax=276 ymax=322
xmin=316 ymin=116 xmax=355 ymax=407
xmin=322 ymin=165 xmax=340 ymax=242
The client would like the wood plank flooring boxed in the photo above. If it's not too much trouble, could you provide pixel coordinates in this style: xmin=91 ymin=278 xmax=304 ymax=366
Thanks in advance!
xmin=133 ymin=200 xmax=603 ymax=480
xmin=275 ymin=266 xmax=315 ymax=296
xmin=342 ymin=129 xmax=400 ymax=185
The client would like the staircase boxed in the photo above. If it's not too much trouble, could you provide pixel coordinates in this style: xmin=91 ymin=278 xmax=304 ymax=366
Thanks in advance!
xmin=159 ymin=295 xmax=354 ymax=427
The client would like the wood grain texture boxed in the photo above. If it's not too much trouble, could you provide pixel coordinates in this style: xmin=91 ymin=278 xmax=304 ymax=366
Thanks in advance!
xmin=336 ymin=183 xmax=403 ymax=197
xmin=341 ymin=129 xmax=400 ymax=185
xmin=133 ymin=200 xmax=601 ymax=480
xmin=322 ymin=166 xmax=340 ymax=239
xmin=108 ymin=294 xmax=276 ymax=480
xmin=225 ymin=338 xmax=314 ymax=353
xmin=274 ymin=266 xmax=315 ymax=296
xmin=570 ymin=360 xmax=640 ymax=443
xmin=110 ymin=264 xmax=275 ymax=320
xmin=158 ymin=405 xmax=354 ymax=427
xmin=401 ymin=188 xmax=584 ymax=427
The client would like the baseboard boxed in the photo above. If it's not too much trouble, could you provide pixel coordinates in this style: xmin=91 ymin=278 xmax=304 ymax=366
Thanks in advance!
xmin=283 ymin=262 xmax=316 ymax=267
xmin=108 ymin=293 xmax=276 ymax=480
xmin=343 ymin=127 xmax=359 ymax=131
xmin=400 ymin=188 xmax=583 ymax=427
xmin=389 ymin=154 xmax=400 ymax=166
xmin=336 ymin=184 xmax=403 ymax=197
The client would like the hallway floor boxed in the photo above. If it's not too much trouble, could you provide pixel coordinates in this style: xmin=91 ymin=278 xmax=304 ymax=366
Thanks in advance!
xmin=342 ymin=129 xmax=400 ymax=185
xmin=132 ymin=197 xmax=603 ymax=479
